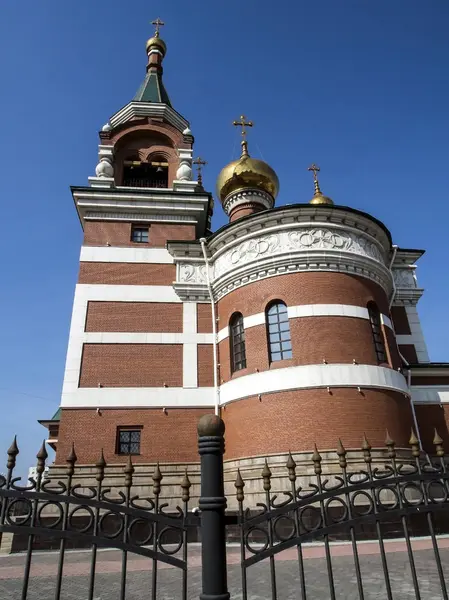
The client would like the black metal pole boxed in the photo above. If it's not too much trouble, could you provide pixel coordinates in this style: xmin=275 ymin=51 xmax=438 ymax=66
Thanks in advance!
xmin=198 ymin=414 xmax=230 ymax=600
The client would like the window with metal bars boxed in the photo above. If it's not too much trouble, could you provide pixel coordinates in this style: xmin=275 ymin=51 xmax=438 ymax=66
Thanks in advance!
xmin=131 ymin=225 xmax=149 ymax=243
xmin=116 ymin=428 xmax=141 ymax=455
xmin=368 ymin=303 xmax=387 ymax=363
xmin=266 ymin=301 xmax=293 ymax=362
xmin=230 ymin=313 xmax=247 ymax=373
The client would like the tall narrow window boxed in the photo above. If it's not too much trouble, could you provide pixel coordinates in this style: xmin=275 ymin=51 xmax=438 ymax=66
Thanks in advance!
xmin=368 ymin=303 xmax=387 ymax=363
xmin=266 ymin=301 xmax=292 ymax=362
xmin=230 ymin=313 xmax=246 ymax=373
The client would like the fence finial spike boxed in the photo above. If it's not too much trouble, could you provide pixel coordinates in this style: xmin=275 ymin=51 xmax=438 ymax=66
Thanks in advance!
xmin=409 ymin=429 xmax=420 ymax=457
xmin=36 ymin=440 xmax=48 ymax=475
xmin=337 ymin=438 xmax=346 ymax=455
xmin=362 ymin=433 xmax=371 ymax=451
xmin=434 ymin=429 xmax=443 ymax=445
xmin=385 ymin=430 xmax=394 ymax=446
xmin=67 ymin=442 xmax=77 ymax=464
xmin=337 ymin=438 xmax=347 ymax=469
xmin=235 ymin=468 xmax=245 ymax=489
xmin=124 ymin=454 xmax=134 ymax=487
xmin=36 ymin=440 xmax=48 ymax=461
xmin=181 ymin=468 xmax=191 ymax=502
xmin=7 ymin=436 xmax=19 ymax=457
xmin=262 ymin=459 xmax=272 ymax=478
xmin=235 ymin=468 xmax=245 ymax=501
xmin=97 ymin=448 xmax=106 ymax=468
xmin=152 ymin=462 xmax=162 ymax=496
xmin=286 ymin=451 xmax=296 ymax=470
xmin=409 ymin=429 xmax=419 ymax=445
xmin=312 ymin=444 xmax=322 ymax=462
xmin=433 ymin=429 xmax=445 ymax=457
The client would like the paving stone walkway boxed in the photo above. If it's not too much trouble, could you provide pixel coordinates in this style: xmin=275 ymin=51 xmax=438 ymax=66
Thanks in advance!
xmin=1 ymin=539 xmax=448 ymax=599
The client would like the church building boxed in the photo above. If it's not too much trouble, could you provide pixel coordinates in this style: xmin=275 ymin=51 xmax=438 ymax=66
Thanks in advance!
xmin=41 ymin=22 xmax=449 ymax=482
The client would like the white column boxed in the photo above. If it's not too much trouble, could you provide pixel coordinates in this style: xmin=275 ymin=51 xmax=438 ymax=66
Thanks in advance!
xmin=183 ymin=302 xmax=198 ymax=387
xmin=405 ymin=306 xmax=430 ymax=363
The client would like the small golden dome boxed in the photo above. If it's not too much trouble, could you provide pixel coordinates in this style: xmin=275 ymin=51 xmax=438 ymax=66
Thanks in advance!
xmin=217 ymin=142 xmax=279 ymax=203
xmin=310 ymin=192 xmax=334 ymax=205
xmin=146 ymin=34 xmax=167 ymax=55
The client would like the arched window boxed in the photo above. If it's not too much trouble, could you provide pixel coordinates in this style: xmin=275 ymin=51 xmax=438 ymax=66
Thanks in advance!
xmin=368 ymin=302 xmax=387 ymax=363
xmin=266 ymin=302 xmax=292 ymax=362
xmin=230 ymin=313 xmax=246 ymax=373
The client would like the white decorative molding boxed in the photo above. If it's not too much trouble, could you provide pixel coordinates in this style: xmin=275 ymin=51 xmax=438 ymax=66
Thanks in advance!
xmin=393 ymin=268 xmax=417 ymax=289
xmin=223 ymin=189 xmax=273 ymax=216
xmin=109 ymin=102 xmax=189 ymax=134
xmin=217 ymin=304 xmax=394 ymax=342
xmin=219 ymin=364 xmax=409 ymax=405
xmin=80 ymin=247 xmax=174 ymax=264
xmin=75 ymin=284 xmax=181 ymax=303
xmin=61 ymin=387 xmax=215 ymax=408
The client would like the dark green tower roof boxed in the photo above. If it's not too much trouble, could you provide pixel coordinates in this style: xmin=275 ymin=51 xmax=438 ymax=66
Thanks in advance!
xmin=134 ymin=70 xmax=172 ymax=105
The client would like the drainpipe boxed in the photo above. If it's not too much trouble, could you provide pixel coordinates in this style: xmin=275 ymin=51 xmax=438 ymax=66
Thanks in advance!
xmin=388 ymin=245 xmax=398 ymax=309
xmin=200 ymin=238 xmax=219 ymax=416
xmin=388 ymin=244 xmax=422 ymax=450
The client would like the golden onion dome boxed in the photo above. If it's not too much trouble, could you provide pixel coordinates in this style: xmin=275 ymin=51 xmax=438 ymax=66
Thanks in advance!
xmin=307 ymin=164 xmax=334 ymax=205
xmin=146 ymin=34 xmax=167 ymax=55
xmin=310 ymin=192 xmax=334 ymax=205
xmin=217 ymin=141 xmax=279 ymax=203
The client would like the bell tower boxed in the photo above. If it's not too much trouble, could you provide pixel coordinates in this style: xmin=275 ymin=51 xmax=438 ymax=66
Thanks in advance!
xmin=43 ymin=21 xmax=215 ymax=464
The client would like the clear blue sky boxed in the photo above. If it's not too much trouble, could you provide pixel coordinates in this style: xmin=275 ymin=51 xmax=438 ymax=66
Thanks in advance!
xmin=1 ymin=1 xmax=448 ymax=473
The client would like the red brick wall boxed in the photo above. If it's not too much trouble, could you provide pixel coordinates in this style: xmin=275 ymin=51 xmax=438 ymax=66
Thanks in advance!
xmin=198 ymin=345 xmax=214 ymax=387
xmin=217 ymin=272 xmax=390 ymax=319
xmin=85 ymin=302 xmax=182 ymax=333
xmin=79 ymin=344 xmax=183 ymax=387
xmin=56 ymin=407 xmax=212 ymax=464
xmin=216 ymin=272 xmax=399 ymax=379
xmin=219 ymin=318 xmax=386 ymax=382
xmin=222 ymin=388 xmax=413 ymax=459
xmin=78 ymin=263 xmax=175 ymax=285
xmin=391 ymin=306 xmax=411 ymax=334
xmin=83 ymin=221 xmax=196 ymax=248
xmin=197 ymin=303 xmax=213 ymax=333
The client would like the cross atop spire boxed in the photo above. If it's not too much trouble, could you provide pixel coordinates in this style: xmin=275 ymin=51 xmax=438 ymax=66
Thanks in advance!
xmin=233 ymin=115 xmax=253 ymax=158
xmin=151 ymin=17 xmax=165 ymax=37
xmin=308 ymin=163 xmax=322 ymax=195
xmin=233 ymin=115 xmax=253 ymax=138
xmin=193 ymin=156 xmax=207 ymax=187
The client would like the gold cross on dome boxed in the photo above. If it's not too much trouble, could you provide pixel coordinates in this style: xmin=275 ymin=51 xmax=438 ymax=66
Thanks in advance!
xmin=193 ymin=156 xmax=207 ymax=185
xmin=151 ymin=17 xmax=165 ymax=35
xmin=308 ymin=163 xmax=320 ymax=182
xmin=232 ymin=115 xmax=254 ymax=138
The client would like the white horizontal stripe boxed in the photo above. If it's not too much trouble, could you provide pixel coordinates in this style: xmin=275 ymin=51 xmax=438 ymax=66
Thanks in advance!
xmin=61 ymin=387 xmax=215 ymax=408
xmin=244 ymin=313 xmax=265 ymax=329
xmin=75 ymin=284 xmax=180 ymax=303
xmin=80 ymin=246 xmax=174 ymax=264
xmin=219 ymin=364 xmax=408 ymax=404
xmin=217 ymin=304 xmax=394 ymax=342
xmin=79 ymin=332 xmax=213 ymax=344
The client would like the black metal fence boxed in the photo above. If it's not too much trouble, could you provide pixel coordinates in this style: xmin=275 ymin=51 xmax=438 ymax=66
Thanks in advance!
xmin=2 ymin=416 xmax=449 ymax=600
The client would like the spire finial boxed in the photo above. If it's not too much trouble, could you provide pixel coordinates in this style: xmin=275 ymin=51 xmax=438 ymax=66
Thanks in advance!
xmin=193 ymin=156 xmax=207 ymax=187
xmin=308 ymin=163 xmax=322 ymax=195
xmin=233 ymin=114 xmax=253 ymax=158
xmin=151 ymin=17 xmax=165 ymax=38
